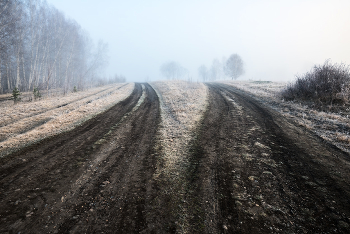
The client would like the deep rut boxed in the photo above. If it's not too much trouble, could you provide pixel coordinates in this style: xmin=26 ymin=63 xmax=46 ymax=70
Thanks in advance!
xmin=2 ymin=81 xmax=350 ymax=234
xmin=0 ymin=83 xmax=160 ymax=233
xmin=185 ymin=83 xmax=350 ymax=233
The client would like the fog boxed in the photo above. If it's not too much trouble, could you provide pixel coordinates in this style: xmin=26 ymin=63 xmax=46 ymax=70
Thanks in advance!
xmin=47 ymin=0 xmax=350 ymax=82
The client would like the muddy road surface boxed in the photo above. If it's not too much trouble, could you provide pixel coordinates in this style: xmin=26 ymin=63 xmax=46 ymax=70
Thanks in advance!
xmin=185 ymin=83 xmax=350 ymax=233
xmin=0 ymin=83 xmax=161 ymax=233
xmin=1 ymin=82 xmax=350 ymax=233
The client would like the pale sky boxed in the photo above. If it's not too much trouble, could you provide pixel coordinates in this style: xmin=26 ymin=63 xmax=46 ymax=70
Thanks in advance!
xmin=46 ymin=0 xmax=350 ymax=82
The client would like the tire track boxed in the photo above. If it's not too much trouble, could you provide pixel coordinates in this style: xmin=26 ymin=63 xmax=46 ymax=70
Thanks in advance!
xmin=185 ymin=83 xmax=350 ymax=233
xmin=56 ymin=83 xmax=160 ymax=233
xmin=2 ymin=81 xmax=350 ymax=233
xmin=0 ymin=83 xmax=161 ymax=233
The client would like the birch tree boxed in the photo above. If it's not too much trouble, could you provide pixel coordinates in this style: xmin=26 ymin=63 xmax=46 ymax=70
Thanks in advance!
xmin=224 ymin=54 xmax=244 ymax=80
xmin=0 ymin=0 xmax=109 ymax=94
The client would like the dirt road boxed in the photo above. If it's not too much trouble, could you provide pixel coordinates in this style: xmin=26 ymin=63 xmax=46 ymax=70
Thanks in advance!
xmin=184 ymin=83 xmax=350 ymax=233
xmin=0 ymin=83 xmax=161 ymax=233
xmin=1 ymin=82 xmax=350 ymax=233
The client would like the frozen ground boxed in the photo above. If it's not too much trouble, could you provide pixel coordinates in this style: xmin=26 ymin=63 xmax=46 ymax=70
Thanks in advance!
xmin=151 ymin=80 xmax=208 ymax=172
xmin=0 ymin=83 xmax=134 ymax=157
xmin=221 ymin=80 xmax=350 ymax=153
xmin=150 ymin=80 xmax=208 ymax=232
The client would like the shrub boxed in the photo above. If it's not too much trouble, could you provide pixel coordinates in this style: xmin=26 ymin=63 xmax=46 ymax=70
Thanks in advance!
xmin=281 ymin=60 xmax=350 ymax=106
xmin=12 ymin=87 xmax=21 ymax=104
xmin=73 ymin=86 xmax=78 ymax=92
xmin=33 ymin=87 xmax=42 ymax=100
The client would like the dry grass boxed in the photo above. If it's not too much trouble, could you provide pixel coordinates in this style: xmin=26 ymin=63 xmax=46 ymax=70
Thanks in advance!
xmin=151 ymin=80 xmax=208 ymax=174
xmin=221 ymin=80 xmax=286 ymax=99
xmin=150 ymin=80 xmax=208 ymax=232
xmin=0 ymin=83 xmax=134 ymax=158
xmin=0 ymin=88 xmax=67 ymax=107
xmin=222 ymin=80 xmax=350 ymax=153
xmin=0 ymin=84 xmax=122 ymax=126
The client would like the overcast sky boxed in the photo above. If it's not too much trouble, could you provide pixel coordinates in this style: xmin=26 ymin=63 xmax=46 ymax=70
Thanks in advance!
xmin=46 ymin=0 xmax=350 ymax=82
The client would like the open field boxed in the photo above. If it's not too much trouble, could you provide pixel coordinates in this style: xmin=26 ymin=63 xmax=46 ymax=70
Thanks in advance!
xmin=0 ymin=81 xmax=350 ymax=233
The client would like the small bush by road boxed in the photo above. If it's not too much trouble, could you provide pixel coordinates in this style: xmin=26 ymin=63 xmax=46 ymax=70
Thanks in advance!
xmin=281 ymin=60 xmax=350 ymax=107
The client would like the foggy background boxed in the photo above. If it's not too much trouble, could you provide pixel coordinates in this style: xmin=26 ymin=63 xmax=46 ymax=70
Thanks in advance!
xmin=47 ymin=0 xmax=350 ymax=82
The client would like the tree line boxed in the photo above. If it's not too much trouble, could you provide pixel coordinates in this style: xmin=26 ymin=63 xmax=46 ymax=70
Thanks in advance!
xmin=160 ymin=54 xmax=244 ymax=81
xmin=0 ymin=0 xmax=108 ymax=95
xmin=198 ymin=54 xmax=244 ymax=82
xmin=160 ymin=61 xmax=188 ymax=80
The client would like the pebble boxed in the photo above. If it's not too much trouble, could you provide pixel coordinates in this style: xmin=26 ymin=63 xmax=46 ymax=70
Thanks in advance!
xmin=248 ymin=176 xmax=257 ymax=181
xmin=338 ymin=221 xmax=349 ymax=229
xmin=262 ymin=171 xmax=273 ymax=175
xmin=305 ymin=181 xmax=318 ymax=187
xmin=26 ymin=211 xmax=34 ymax=217
xmin=235 ymin=201 xmax=242 ymax=206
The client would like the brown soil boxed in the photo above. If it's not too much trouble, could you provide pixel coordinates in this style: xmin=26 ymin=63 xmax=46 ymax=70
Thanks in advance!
xmin=185 ymin=83 xmax=350 ymax=233
xmin=1 ymin=82 xmax=350 ymax=234
xmin=0 ymin=83 xmax=161 ymax=233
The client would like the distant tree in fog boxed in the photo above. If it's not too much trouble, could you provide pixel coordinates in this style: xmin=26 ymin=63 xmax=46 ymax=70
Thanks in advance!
xmin=112 ymin=74 xmax=126 ymax=83
xmin=160 ymin=61 xmax=187 ymax=80
xmin=224 ymin=54 xmax=244 ymax=80
xmin=209 ymin=59 xmax=224 ymax=81
xmin=198 ymin=65 xmax=209 ymax=82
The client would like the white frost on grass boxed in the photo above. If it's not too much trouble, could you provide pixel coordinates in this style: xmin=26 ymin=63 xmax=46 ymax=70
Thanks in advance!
xmin=222 ymin=80 xmax=350 ymax=153
xmin=150 ymin=80 xmax=208 ymax=232
xmin=151 ymin=80 xmax=208 ymax=175
xmin=0 ymin=84 xmax=123 ymax=127
xmin=0 ymin=83 xmax=134 ymax=158
xmin=221 ymin=80 xmax=286 ymax=99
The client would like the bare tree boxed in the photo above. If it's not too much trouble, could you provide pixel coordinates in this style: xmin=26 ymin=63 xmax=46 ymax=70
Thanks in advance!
xmin=0 ymin=0 xmax=23 ymax=93
xmin=83 ymin=39 xmax=109 ymax=88
xmin=209 ymin=59 xmax=224 ymax=81
xmin=0 ymin=0 xmax=109 ymax=95
xmin=160 ymin=61 xmax=187 ymax=80
xmin=198 ymin=65 xmax=209 ymax=82
xmin=112 ymin=74 xmax=126 ymax=83
xmin=224 ymin=53 xmax=244 ymax=80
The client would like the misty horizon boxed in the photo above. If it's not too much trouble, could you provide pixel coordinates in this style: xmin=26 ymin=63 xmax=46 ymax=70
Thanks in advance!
xmin=47 ymin=0 xmax=350 ymax=83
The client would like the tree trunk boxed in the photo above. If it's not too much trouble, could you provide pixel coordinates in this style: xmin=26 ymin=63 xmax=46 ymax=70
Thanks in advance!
xmin=6 ymin=60 xmax=11 ymax=91
xmin=0 ymin=61 xmax=2 ymax=94
xmin=22 ymin=52 xmax=26 ymax=91
xmin=16 ymin=43 xmax=21 ymax=89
